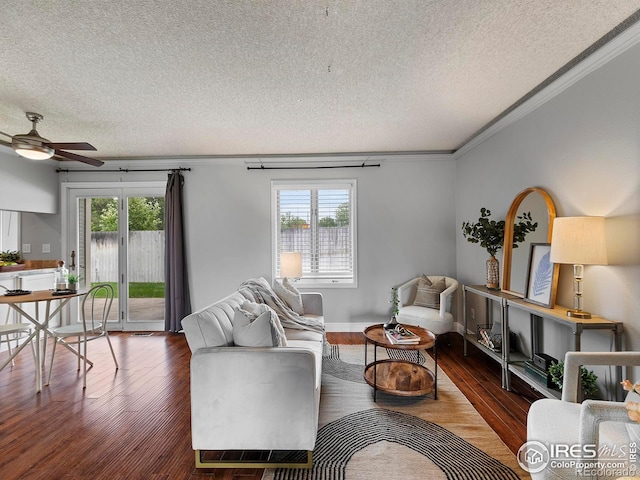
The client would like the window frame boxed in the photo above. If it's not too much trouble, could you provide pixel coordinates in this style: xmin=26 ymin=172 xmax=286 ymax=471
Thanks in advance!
xmin=271 ymin=179 xmax=358 ymax=288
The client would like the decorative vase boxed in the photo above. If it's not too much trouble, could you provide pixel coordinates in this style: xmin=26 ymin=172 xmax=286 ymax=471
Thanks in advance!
xmin=384 ymin=316 xmax=399 ymax=330
xmin=68 ymin=283 xmax=77 ymax=292
xmin=486 ymin=255 xmax=500 ymax=290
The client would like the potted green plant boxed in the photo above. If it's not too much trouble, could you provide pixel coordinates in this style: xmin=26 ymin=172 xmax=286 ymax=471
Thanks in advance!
xmin=384 ymin=287 xmax=400 ymax=330
xmin=461 ymin=208 xmax=537 ymax=289
xmin=548 ymin=360 xmax=598 ymax=401
xmin=0 ymin=250 xmax=26 ymax=272
xmin=67 ymin=273 xmax=79 ymax=291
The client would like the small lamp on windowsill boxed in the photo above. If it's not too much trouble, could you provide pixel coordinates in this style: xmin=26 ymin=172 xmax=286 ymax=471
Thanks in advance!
xmin=280 ymin=252 xmax=302 ymax=281
xmin=550 ymin=216 xmax=607 ymax=319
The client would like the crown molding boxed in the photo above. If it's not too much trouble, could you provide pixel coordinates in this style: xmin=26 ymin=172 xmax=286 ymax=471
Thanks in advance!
xmin=57 ymin=151 xmax=455 ymax=171
xmin=454 ymin=15 xmax=640 ymax=160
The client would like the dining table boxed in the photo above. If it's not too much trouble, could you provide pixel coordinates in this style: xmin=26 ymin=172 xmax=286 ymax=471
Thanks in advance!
xmin=0 ymin=289 xmax=86 ymax=393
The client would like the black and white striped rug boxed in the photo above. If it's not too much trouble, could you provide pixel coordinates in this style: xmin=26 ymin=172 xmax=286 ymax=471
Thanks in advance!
xmin=272 ymin=408 xmax=520 ymax=480
xmin=263 ymin=345 xmax=524 ymax=480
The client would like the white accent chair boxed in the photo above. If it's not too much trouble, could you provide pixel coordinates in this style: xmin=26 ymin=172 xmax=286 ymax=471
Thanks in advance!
xmin=527 ymin=351 xmax=640 ymax=480
xmin=395 ymin=276 xmax=458 ymax=336
xmin=47 ymin=283 xmax=119 ymax=388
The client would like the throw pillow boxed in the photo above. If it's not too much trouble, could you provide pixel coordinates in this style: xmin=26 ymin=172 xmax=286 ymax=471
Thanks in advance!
xmin=413 ymin=275 xmax=446 ymax=309
xmin=232 ymin=308 xmax=273 ymax=347
xmin=231 ymin=302 xmax=287 ymax=347
xmin=273 ymin=278 xmax=304 ymax=315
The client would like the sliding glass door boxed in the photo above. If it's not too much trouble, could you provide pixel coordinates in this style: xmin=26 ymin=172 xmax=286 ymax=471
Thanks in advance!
xmin=65 ymin=184 xmax=165 ymax=331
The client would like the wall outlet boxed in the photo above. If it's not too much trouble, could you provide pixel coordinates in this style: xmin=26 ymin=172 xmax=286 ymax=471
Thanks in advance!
xmin=42 ymin=243 xmax=51 ymax=253
xmin=471 ymin=307 xmax=475 ymax=320
xmin=22 ymin=243 xmax=31 ymax=253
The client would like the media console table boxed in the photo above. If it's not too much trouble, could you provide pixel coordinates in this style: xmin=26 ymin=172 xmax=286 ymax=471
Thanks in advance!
xmin=462 ymin=284 xmax=624 ymax=400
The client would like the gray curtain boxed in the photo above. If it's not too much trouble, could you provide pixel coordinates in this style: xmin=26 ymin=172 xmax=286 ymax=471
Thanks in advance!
xmin=165 ymin=171 xmax=191 ymax=332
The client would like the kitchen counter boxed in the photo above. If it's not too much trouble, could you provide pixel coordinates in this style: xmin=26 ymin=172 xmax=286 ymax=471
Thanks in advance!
xmin=0 ymin=268 xmax=58 ymax=292
xmin=0 ymin=267 xmax=57 ymax=280
xmin=0 ymin=260 xmax=60 ymax=280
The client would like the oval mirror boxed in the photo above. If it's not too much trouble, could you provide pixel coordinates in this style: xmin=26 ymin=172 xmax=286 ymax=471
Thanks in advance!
xmin=502 ymin=187 xmax=556 ymax=297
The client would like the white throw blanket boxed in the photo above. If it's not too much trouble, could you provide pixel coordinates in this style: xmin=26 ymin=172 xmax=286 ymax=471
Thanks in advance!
xmin=239 ymin=277 xmax=330 ymax=354
xmin=239 ymin=277 xmax=324 ymax=333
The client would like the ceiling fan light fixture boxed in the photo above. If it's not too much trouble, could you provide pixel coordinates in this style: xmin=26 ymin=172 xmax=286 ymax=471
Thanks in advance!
xmin=3 ymin=112 xmax=102 ymax=166
xmin=14 ymin=143 xmax=54 ymax=160
xmin=12 ymin=118 xmax=54 ymax=160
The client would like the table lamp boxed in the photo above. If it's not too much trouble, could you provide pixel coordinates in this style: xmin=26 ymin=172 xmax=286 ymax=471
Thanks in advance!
xmin=280 ymin=251 xmax=302 ymax=280
xmin=550 ymin=216 xmax=607 ymax=318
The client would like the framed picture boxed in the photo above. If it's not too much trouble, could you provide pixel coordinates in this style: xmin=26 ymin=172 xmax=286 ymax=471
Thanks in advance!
xmin=524 ymin=243 xmax=559 ymax=308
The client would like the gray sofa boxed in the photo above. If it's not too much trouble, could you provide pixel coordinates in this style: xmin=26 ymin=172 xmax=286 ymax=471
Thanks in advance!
xmin=181 ymin=281 xmax=324 ymax=468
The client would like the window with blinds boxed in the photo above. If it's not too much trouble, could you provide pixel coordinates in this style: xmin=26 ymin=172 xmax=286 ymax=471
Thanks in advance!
xmin=272 ymin=179 xmax=357 ymax=287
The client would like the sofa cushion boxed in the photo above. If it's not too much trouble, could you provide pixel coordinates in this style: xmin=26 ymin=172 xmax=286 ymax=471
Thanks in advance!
xmin=283 ymin=327 xmax=324 ymax=343
xmin=232 ymin=303 xmax=287 ymax=347
xmin=286 ymin=339 xmax=323 ymax=390
xmin=413 ymin=275 xmax=446 ymax=308
xmin=273 ymin=278 xmax=304 ymax=314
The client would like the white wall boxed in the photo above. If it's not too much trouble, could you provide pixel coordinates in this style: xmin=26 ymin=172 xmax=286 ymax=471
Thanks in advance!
xmin=455 ymin=41 xmax=640 ymax=371
xmin=53 ymin=156 xmax=457 ymax=329
xmin=184 ymin=157 xmax=457 ymax=328
xmin=0 ymin=148 xmax=58 ymax=213
xmin=20 ymin=211 xmax=63 ymax=261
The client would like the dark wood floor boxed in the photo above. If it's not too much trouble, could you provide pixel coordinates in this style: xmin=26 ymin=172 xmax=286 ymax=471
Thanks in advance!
xmin=0 ymin=331 xmax=542 ymax=479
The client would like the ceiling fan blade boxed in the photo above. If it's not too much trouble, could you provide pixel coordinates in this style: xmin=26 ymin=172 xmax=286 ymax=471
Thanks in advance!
xmin=54 ymin=149 xmax=104 ymax=167
xmin=46 ymin=142 xmax=96 ymax=151
xmin=0 ymin=130 xmax=15 ymax=140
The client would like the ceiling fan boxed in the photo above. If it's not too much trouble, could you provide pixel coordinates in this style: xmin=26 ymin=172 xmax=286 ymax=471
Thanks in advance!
xmin=0 ymin=112 xmax=103 ymax=167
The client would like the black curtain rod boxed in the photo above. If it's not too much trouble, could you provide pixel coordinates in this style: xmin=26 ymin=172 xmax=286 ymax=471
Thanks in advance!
xmin=247 ymin=163 xmax=381 ymax=171
xmin=57 ymin=167 xmax=192 ymax=173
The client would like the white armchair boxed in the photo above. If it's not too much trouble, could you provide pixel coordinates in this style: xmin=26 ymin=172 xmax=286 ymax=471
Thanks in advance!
xmin=526 ymin=351 xmax=640 ymax=480
xmin=395 ymin=276 xmax=458 ymax=336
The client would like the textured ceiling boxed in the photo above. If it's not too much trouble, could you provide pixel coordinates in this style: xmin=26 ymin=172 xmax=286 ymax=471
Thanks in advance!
xmin=0 ymin=1 xmax=638 ymax=161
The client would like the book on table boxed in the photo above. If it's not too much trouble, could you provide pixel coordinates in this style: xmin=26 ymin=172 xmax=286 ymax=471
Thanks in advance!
xmin=385 ymin=327 xmax=420 ymax=344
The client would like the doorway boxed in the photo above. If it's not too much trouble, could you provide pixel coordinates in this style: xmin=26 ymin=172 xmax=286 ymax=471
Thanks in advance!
xmin=65 ymin=184 xmax=166 ymax=331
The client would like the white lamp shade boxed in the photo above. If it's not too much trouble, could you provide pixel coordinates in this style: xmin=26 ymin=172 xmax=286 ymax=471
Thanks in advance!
xmin=280 ymin=251 xmax=302 ymax=278
xmin=550 ymin=216 xmax=607 ymax=265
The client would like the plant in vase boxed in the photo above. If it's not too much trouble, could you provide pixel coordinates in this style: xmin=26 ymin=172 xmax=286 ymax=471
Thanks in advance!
xmin=0 ymin=250 xmax=26 ymax=272
xmin=67 ymin=273 xmax=79 ymax=291
xmin=384 ymin=287 xmax=400 ymax=330
xmin=461 ymin=207 xmax=537 ymax=289
xmin=0 ymin=250 xmax=21 ymax=264
xmin=548 ymin=360 xmax=598 ymax=401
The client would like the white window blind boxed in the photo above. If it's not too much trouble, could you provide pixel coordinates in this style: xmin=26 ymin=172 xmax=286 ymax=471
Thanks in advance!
xmin=272 ymin=179 xmax=357 ymax=287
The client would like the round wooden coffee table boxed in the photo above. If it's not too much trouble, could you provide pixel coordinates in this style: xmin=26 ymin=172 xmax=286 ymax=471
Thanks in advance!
xmin=363 ymin=324 xmax=437 ymax=401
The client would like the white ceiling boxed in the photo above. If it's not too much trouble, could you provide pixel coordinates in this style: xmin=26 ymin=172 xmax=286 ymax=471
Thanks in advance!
xmin=0 ymin=1 xmax=638 ymax=162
